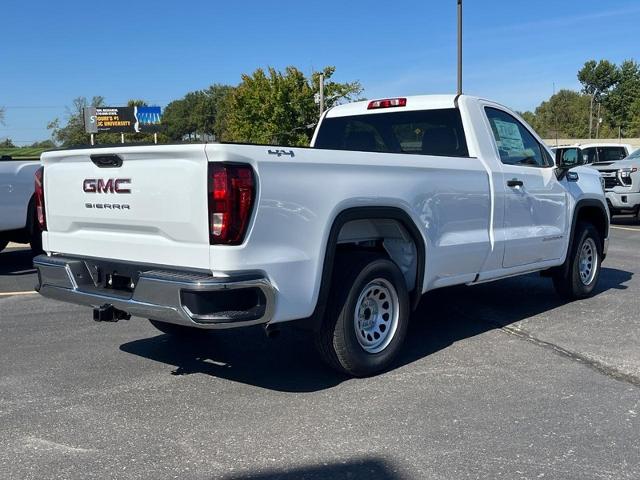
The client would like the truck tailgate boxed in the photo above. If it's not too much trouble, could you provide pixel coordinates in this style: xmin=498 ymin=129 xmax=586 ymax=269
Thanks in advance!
xmin=41 ymin=145 xmax=210 ymax=270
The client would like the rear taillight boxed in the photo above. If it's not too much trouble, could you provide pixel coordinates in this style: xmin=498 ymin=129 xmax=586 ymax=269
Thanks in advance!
xmin=208 ymin=164 xmax=255 ymax=245
xmin=34 ymin=166 xmax=46 ymax=231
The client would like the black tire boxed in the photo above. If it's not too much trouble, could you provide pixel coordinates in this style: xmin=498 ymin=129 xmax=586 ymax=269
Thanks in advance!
xmin=552 ymin=222 xmax=602 ymax=300
xmin=148 ymin=319 xmax=202 ymax=337
xmin=0 ymin=239 xmax=8 ymax=254
xmin=30 ymin=229 xmax=43 ymax=256
xmin=314 ymin=253 xmax=410 ymax=377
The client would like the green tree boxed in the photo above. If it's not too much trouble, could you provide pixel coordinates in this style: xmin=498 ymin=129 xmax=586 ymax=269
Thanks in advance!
xmin=578 ymin=60 xmax=620 ymax=137
xmin=162 ymin=84 xmax=233 ymax=141
xmin=521 ymin=90 xmax=591 ymax=138
xmin=26 ymin=139 xmax=55 ymax=149
xmin=219 ymin=66 xmax=363 ymax=146
xmin=48 ymin=96 xmax=106 ymax=146
xmin=1 ymin=138 xmax=14 ymax=147
xmin=603 ymin=60 xmax=640 ymax=136
xmin=578 ymin=59 xmax=620 ymax=99
xmin=629 ymin=97 xmax=640 ymax=137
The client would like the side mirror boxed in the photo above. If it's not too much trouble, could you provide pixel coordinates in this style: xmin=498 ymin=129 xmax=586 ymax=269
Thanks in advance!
xmin=556 ymin=148 xmax=580 ymax=169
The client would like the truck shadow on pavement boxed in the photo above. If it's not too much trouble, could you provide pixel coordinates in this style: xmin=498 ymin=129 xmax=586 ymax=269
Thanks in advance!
xmin=219 ymin=457 xmax=407 ymax=480
xmin=612 ymin=216 xmax=640 ymax=226
xmin=120 ymin=267 xmax=632 ymax=393
xmin=0 ymin=249 xmax=36 ymax=276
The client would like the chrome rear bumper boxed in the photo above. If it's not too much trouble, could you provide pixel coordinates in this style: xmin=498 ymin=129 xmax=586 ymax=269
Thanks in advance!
xmin=34 ymin=255 xmax=276 ymax=329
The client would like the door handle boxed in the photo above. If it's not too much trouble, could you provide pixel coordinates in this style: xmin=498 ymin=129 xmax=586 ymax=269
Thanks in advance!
xmin=507 ymin=178 xmax=524 ymax=188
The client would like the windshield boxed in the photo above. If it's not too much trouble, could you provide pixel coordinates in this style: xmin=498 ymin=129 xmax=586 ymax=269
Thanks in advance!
xmin=626 ymin=148 xmax=640 ymax=160
xmin=597 ymin=146 xmax=627 ymax=162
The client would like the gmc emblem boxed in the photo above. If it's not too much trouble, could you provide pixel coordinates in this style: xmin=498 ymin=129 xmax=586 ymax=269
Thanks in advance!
xmin=83 ymin=178 xmax=131 ymax=194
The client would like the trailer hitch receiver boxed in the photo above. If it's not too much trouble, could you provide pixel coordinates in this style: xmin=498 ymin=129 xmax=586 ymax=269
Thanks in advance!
xmin=93 ymin=304 xmax=131 ymax=322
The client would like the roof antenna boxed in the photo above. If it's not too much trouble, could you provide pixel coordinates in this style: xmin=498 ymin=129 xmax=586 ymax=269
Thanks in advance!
xmin=457 ymin=0 xmax=463 ymax=96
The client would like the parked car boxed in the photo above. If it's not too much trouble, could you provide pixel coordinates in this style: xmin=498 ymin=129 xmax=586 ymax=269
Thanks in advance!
xmin=588 ymin=147 xmax=640 ymax=220
xmin=0 ymin=155 xmax=43 ymax=254
xmin=33 ymin=95 xmax=609 ymax=376
xmin=551 ymin=143 xmax=635 ymax=166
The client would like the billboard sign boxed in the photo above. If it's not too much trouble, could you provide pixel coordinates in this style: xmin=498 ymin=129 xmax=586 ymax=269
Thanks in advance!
xmin=135 ymin=106 xmax=162 ymax=131
xmin=83 ymin=107 xmax=98 ymax=133
xmin=83 ymin=106 xmax=162 ymax=133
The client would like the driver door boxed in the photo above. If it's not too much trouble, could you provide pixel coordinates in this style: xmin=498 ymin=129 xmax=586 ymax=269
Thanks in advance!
xmin=485 ymin=107 xmax=568 ymax=268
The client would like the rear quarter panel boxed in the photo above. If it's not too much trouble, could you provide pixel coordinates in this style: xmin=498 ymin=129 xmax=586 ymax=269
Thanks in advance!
xmin=206 ymin=143 xmax=492 ymax=323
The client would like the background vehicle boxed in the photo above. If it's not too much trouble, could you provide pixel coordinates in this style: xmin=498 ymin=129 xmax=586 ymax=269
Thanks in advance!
xmin=33 ymin=95 xmax=609 ymax=376
xmin=589 ymin=147 xmax=640 ymax=221
xmin=0 ymin=155 xmax=43 ymax=254
xmin=551 ymin=143 xmax=635 ymax=166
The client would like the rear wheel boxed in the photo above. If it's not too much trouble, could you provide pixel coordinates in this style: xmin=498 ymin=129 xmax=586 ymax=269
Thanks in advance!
xmin=30 ymin=229 xmax=43 ymax=255
xmin=552 ymin=222 xmax=601 ymax=300
xmin=315 ymin=253 xmax=410 ymax=377
xmin=148 ymin=319 xmax=202 ymax=337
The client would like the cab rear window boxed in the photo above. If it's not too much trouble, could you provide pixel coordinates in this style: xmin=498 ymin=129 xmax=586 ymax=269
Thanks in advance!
xmin=314 ymin=109 xmax=469 ymax=157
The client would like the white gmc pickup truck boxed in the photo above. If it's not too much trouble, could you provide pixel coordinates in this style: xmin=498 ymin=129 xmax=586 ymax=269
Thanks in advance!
xmin=34 ymin=95 xmax=609 ymax=376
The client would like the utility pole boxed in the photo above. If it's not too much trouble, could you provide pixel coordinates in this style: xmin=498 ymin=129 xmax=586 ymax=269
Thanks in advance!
xmin=319 ymin=73 xmax=325 ymax=118
xmin=595 ymin=102 xmax=601 ymax=139
xmin=588 ymin=92 xmax=596 ymax=139
xmin=457 ymin=0 xmax=463 ymax=95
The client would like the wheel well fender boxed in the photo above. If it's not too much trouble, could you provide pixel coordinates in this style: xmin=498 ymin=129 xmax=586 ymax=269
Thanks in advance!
xmin=306 ymin=206 xmax=426 ymax=331
xmin=569 ymin=199 xmax=609 ymax=256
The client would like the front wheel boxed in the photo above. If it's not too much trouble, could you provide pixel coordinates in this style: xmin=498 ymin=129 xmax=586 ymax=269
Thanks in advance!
xmin=315 ymin=254 xmax=410 ymax=377
xmin=552 ymin=222 xmax=602 ymax=299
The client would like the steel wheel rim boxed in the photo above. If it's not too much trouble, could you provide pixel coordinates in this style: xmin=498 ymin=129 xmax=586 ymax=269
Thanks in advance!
xmin=353 ymin=278 xmax=399 ymax=354
xmin=579 ymin=237 xmax=598 ymax=286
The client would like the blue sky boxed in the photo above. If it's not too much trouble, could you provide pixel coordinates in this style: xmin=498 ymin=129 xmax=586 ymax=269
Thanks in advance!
xmin=2 ymin=0 xmax=640 ymax=144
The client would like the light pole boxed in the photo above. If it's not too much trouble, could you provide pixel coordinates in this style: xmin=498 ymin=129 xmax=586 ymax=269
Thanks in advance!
xmin=319 ymin=73 xmax=325 ymax=118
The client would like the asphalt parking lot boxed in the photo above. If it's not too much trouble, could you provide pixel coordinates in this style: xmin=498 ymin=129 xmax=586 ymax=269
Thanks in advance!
xmin=1 ymin=221 xmax=639 ymax=480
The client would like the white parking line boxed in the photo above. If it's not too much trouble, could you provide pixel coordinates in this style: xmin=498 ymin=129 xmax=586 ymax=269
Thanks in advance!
xmin=0 ymin=291 xmax=37 ymax=297
xmin=611 ymin=226 xmax=640 ymax=232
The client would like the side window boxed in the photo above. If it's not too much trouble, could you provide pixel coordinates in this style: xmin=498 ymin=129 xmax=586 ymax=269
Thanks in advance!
xmin=485 ymin=107 xmax=550 ymax=167
xmin=562 ymin=148 xmax=579 ymax=165
xmin=582 ymin=147 xmax=597 ymax=164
